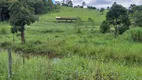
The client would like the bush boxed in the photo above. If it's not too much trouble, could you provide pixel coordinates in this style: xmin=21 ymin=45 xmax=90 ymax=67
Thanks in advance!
xmin=118 ymin=24 xmax=130 ymax=34
xmin=33 ymin=40 xmax=42 ymax=45
xmin=88 ymin=18 xmax=95 ymax=27
xmin=118 ymin=26 xmax=127 ymax=34
xmin=123 ymin=27 xmax=142 ymax=42
xmin=75 ymin=17 xmax=82 ymax=27
xmin=0 ymin=28 xmax=7 ymax=34
xmin=88 ymin=18 xmax=94 ymax=22
xmin=130 ymin=28 xmax=142 ymax=42
xmin=0 ymin=41 xmax=12 ymax=48
xmin=100 ymin=21 xmax=110 ymax=33
xmin=75 ymin=17 xmax=82 ymax=33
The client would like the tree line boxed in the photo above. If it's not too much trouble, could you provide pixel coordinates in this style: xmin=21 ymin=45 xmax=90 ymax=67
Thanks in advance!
xmin=100 ymin=2 xmax=142 ymax=38
xmin=0 ymin=0 xmax=141 ymax=43
xmin=0 ymin=0 xmax=54 ymax=44
xmin=55 ymin=0 xmax=104 ymax=14
xmin=0 ymin=0 xmax=54 ymax=22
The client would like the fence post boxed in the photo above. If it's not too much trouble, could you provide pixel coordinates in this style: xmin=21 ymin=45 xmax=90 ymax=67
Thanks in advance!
xmin=22 ymin=54 xmax=25 ymax=64
xmin=7 ymin=48 xmax=12 ymax=80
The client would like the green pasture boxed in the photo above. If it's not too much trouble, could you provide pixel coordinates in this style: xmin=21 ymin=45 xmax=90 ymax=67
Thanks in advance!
xmin=0 ymin=7 xmax=142 ymax=80
xmin=40 ymin=6 xmax=106 ymax=22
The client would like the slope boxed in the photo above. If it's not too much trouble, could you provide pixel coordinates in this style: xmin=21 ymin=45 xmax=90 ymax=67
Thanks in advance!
xmin=39 ymin=6 xmax=106 ymax=22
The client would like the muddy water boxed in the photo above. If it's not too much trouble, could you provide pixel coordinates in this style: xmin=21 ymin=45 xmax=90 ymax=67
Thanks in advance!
xmin=16 ymin=52 xmax=63 ymax=61
xmin=52 ymin=58 xmax=60 ymax=64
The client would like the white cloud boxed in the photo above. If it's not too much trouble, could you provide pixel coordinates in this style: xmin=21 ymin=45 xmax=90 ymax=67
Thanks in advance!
xmin=55 ymin=0 xmax=142 ymax=8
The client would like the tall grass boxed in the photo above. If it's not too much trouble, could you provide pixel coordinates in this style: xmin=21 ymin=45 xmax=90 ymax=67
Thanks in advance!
xmin=0 ymin=22 xmax=142 ymax=65
xmin=0 ymin=52 xmax=142 ymax=80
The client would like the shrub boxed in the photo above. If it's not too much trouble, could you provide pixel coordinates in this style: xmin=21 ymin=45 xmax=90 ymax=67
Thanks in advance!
xmin=88 ymin=18 xmax=94 ymax=22
xmin=75 ymin=17 xmax=82 ymax=33
xmin=118 ymin=24 xmax=130 ymax=34
xmin=130 ymin=28 xmax=142 ymax=42
xmin=0 ymin=41 xmax=12 ymax=48
xmin=123 ymin=27 xmax=142 ymax=42
xmin=100 ymin=21 xmax=110 ymax=33
xmin=75 ymin=17 xmax=82 ymax=27
xmin=33 ymin=40 xmax=42 ymax=45
xmin=88 ymin=18 xmax=95 ymax=27
xmin=118 ymin=26 xmax=127 ymax=34
xmin=0 ymin=28 xmax=7 ymax=34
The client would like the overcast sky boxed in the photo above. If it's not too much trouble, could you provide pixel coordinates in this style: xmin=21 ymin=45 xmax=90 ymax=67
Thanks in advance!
xmin=55 ymin=0 xmax=142 ymax=8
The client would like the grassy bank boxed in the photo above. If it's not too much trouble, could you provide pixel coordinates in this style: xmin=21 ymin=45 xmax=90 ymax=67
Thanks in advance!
xmin=0 ymin=22 xmax=142 ymax=65
xmin=39 ymin=6 xmax=106 ymax=22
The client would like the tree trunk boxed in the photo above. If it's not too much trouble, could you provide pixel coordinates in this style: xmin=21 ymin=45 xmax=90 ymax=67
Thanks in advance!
xmin=1 ymin=9 xmax=4 ymax=21
xmin=114 ymin=25 xmax=118 ymax=38
xmin=13 ymin=33 xmax=15 ymax=43
xmin=114 ymin=19 xmax=118 ymax=38
xmin=21 ymin=28 xmax=25 ymax=44
xmin=0 ymin=8 xmax=2 ymax=21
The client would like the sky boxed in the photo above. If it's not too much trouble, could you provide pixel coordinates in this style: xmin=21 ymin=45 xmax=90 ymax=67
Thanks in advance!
xmin=54 ymin=0 xmax=142 ymax=8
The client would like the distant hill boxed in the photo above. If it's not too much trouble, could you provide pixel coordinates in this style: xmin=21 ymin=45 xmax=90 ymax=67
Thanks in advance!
xmin=39 ymin=6 xmax=107 ymax=23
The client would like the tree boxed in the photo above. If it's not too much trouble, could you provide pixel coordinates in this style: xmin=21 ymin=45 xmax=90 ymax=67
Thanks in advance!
xmin=87 ymin=6 xmax=96 ymax=10
xmin=11 ymin=26 xmax=18 ymax=42
xmin=42 ymin=0 xmax=47 ymax=4
xmin=100 ymin=8 xmax=105 ymax=14
xmin=100 ymin=21 xmax=110 ymax=33
xmin=65 ymin=0 xmax=69 ymax=4
xmin=55 ymin=1 xmax=61 ymax=12
xmin=129 ymin=5 xmax=142 ymax=27
xmin=107 ymin=6 xmax=110 ymax=10
xmin=55 ymin=1 xmax=61 ymax=5
xmin=0 ymin=0 xmax=9 ymax=21
xmin=82 ymin=1 xmax=86 ymax=7
xmin=68 ymin=0 xmax=73 ymax=7
xmin=34 ymin=0 xmax=45 ymax=14
xmin=64 ymin=0 xmax=73 ymax=7
xmin=62 ymin=0 xmax=65 ymax=4
xmin=21 ymin=0 xmax=49 ymax=14
xmin=128 ymin=4 xmax=136 ymax=14
xmin=106 ymin=2 xmax=130 ymax=38
xmin=9 ymin=1 xmax=37 ymax=44
xmin=47 ymin=0 xmax=53 ymax=10
xmin=134 ymin=10 xmax=142 ymax=27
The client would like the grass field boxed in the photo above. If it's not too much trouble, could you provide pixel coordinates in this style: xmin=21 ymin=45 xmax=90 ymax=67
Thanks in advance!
xmin=0 ymin=7 xmax=142 ymax=79
xmin=0 ymin=51 xmax=142 ymax=80
xmin=39 ymin=6 xmax=106 ymax=22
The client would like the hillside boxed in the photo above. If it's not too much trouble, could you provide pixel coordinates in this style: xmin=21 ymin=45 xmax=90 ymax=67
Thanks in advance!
xmin=0 ymin=6 xmax=142 ymax=80
xmin=39 ymin=6 xmax=106 ymax=22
